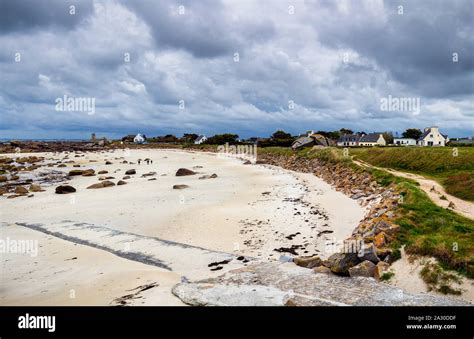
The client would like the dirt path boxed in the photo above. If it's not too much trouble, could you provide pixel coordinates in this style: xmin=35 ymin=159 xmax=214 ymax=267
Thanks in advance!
xmin=353 ymin=159 xmax=474 ymax=220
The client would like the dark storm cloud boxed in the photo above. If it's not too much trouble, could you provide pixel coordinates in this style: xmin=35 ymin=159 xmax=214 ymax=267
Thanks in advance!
xmin=313 ymin=0 xmax=474 ymax=98
xmin=0 ymin=0 xmax=94 ymax=33
xmin=123 ymin=0 xmax=276 ymax=58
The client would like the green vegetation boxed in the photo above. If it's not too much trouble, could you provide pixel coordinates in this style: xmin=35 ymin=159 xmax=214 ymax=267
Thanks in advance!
xmin=444 ymin=173 xmax=474 ymax=201
xmin=261 ymin=146 xmax=474 ymax=278
xmin=350 ymin=147 xmax=474 ymax=201
xmin=402 ymin=128 xmax=423 ymax=140
xmin=380 ymin=271 xmax=395 ymax=281
xmin=366 ymin=166 xmax=473 ymax=278
xmin=420 ymin=262 xmax=463 ymax=295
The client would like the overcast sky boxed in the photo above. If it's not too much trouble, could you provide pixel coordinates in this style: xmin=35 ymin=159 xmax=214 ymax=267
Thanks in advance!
xmin=0 ymin=0 xmax=473 ymax=139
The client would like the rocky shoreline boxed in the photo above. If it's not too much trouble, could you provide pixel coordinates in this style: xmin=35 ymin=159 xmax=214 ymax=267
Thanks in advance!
xmin=0 ymin=140 xmax=118 ymax=154
xmin=255 ymin=152 xmax=401 ymax=281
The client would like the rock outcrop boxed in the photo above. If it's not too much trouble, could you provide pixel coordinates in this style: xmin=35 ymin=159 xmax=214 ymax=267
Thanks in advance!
xmin=55 ymin=185 xmax=76 ymax=194
xmin=172 ymin=262 xmax=471 ymax=306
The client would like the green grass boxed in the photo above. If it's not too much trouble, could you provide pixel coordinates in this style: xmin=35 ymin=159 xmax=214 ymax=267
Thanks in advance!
xmin=380 ymin=271 xmax=395 ymax=281
xmin=261 ymin=146 xmax=474 ymax=278
xmin=349 ymin=147 xmax=474 ymax=201
xmin=420 ymin=262 xmax=463 ymax=295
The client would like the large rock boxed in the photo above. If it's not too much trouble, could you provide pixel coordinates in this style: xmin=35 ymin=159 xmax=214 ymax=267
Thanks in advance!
xmin=125 ymin=169 xmax=136 ymax=175
xmin=55 ymin=185 xmax=76 ymax=194
xmin=29 ymin=184 xmax=45 ymax=192
xmin=172 ymin=262 xmax=471 ymax=306
xmin=0 ymin=175 xmax=7 ymax=182
xmin=14 ymin=186 xmax=28 ymax=194
xmin=68 ymin=169 xmax=84 ymax=176
xmin=324 ymin=252 xmax=361 ymax=276
xmin=374 ymin=232 xmax=386 ymax=248
xmin=176 ymin=168 xmax=196 ymax=176
xmin=313 ymin=265 xmax=332 ymax=275
xmin=293 ymin=256 xmax=322 ymax=269
xmin=82 ymin=169 xmax=95 ymax=176
xmin=374 ymin=220 xmax=399 ymax=236
xmin=87 ymin=180 xmax=115 ymax=189
xmin=67 ymin=169 xmax=95 ymax=176
xmin=117 ymin=180 xmax=127 ymax=185
xmin=359 ymin=244 xmax=380 ymax=263
xmin=349 ymin=260 xmax=376 ymax=277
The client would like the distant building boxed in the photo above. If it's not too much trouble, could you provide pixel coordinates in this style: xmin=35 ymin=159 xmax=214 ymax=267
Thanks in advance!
xmin=337 ymin=134 xmax=361 ymax=147
xmin=393 ymin=138 xmax=417 ymax=146
xmin=134 ymin=133 xmax=146 ymax=144
xmin=338 ymin=133 xmax=385 ymax=147
xmin=359 ymin=133 xmax=386 ymax=146
xmin=194 ymin=135 xmax=207 ymax=144
xmin=451 ymin=136 xmax=474 ymax=144
xmin=91 ymin=133 xmax=96 ymax=142
xmin=417 ymin=127 xmax=448 ymax=146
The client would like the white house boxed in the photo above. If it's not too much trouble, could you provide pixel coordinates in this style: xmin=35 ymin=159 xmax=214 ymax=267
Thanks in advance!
xmin=337 ymin=134 xmax=361 ymax=147
xmin=393 ymin=138 xmax=417 ymax=146
xmin=358 ymin=133 xmax=386 ymax=146
xmin=417 ymin=127 xmax=448 ymax=146
xmin=194 ymin=135 xmax=207 ymax=144
xmin=133 ymin=133 xmax=146 ymax=144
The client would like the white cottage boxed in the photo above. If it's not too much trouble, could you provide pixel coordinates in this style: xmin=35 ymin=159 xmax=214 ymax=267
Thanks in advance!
xmin=358 ymin=133 xmax=386 ymax=146
xmin=417 ymin=127 xmax=448 ymax=146
xmin=194 ymin=135 xmax=207 ymax=144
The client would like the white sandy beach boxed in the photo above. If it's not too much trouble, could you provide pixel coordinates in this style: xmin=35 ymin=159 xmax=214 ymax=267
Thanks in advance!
xmin=0 ymin=149 xmax=363 ymax=305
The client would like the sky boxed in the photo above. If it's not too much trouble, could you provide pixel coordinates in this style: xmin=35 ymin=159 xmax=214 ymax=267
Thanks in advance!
xmin=0 ymin=0 xmax=473 ymax=140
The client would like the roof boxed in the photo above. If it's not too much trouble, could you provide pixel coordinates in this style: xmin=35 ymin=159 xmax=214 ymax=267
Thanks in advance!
xmin=195 ymin=135 xmax=206 ymax=141
xmin=418 ymin=129 xmax=431 ymax=140
xmin=418 ymin=128 xmax=448 ymax=140
xmin=337 ymin=134 xmax=361 ymax=142
xmin=359 ymin=133 xmax=382 ymax=143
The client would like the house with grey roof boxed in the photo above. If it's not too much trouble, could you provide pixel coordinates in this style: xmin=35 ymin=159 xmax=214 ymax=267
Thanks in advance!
xmin=358 ymin=133 xmax=386 ymax=146
xmin=194 ymin=135 xmax=207 ymax=145
xmin=337 ymin=134 xmax=362 ymax=147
